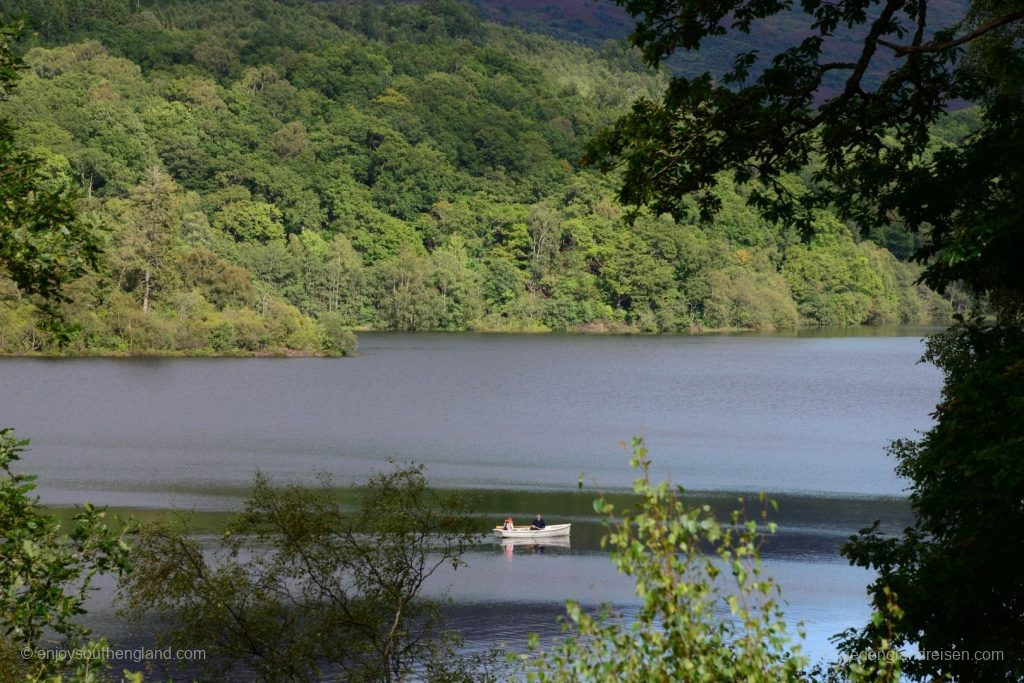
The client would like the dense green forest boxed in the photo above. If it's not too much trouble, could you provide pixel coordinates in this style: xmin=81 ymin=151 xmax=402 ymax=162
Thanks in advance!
xmin=0 ymin=0 xmax=951 ymax=355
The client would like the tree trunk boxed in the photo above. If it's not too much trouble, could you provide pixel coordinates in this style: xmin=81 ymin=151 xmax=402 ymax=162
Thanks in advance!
xmin=142 ymin=268 xmax=151 ymax=313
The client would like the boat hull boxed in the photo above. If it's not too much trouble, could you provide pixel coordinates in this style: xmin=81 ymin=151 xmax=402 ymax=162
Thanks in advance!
xmin=492 ymin=523 xmax=571 ymax=539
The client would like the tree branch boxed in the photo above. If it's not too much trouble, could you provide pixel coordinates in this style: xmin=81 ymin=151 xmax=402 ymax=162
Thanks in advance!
xmin=810 ymin=0 xmax=904 ymax=126
xmin=913 ymin=0 xmax=927 ymax=48
xmin=819 ymin=61 xmax=858 ymax=73
xmin=879 ymin=9 xmax=1024 ymax=56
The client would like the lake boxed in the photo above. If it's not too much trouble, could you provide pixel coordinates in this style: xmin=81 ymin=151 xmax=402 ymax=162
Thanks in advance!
xmin=0 ymin=329 xmax=943 ymax=667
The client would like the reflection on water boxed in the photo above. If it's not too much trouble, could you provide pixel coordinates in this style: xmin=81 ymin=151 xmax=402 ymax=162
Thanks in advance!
xmin=1 ymin=331 xmax=937 ymax=666
xmin=74 ymin=486 xmax=906 ymax=667
xmin=499 ymin=537 xmax=572 ymax=552
xmin=436 ymin=552 xmax=872 ymax=664
xmin=67 ymin=485 xmax=912 ymax=561
xmin=82 ymin=528 xmax=870 ymax=669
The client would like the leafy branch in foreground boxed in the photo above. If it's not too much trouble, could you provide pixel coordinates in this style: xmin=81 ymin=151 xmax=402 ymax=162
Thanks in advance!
xmin=119 ymin=464 xmax=486 ymax=682
xmin=588 ymin=1 xmax=1024 ymax=678
xmin=839 ymin=321 xmax=1024 ymax=681
xmin=588 ymin=0 xmax=1023 ymax=309
xmin=0 ymin=428 xmax=133 ymax=682
xmin=0 ymin=25 xmax=130 ymax=683
xmin=524 ymin=437 xmax=807 ymax=682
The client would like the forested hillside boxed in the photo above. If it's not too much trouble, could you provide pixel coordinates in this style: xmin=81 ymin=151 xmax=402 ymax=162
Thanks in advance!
xmin=0 ymin=0 xmax=949 ymax=355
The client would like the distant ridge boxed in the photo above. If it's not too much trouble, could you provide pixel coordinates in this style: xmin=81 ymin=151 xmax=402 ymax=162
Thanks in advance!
xmin=468 ymin=0 xmax=635 ymax=47
xmin=469 ymin=0 xmax=970 ymax=90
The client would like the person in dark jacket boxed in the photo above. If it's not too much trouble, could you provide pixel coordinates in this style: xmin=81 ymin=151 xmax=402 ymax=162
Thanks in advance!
xmin=530 ymin=514 xmax=545 ymax=530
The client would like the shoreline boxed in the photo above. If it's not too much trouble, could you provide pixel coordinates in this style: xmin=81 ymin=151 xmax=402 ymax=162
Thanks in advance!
xmin=0 ymin=347 xmax=348 ymax=359
xmin=0 ymin=321 xmax=950 ymax=358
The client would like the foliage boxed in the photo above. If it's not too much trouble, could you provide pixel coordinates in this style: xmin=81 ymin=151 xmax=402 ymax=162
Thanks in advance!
xmin=214 ymin=200 xmax=286 ymax=244
xmin=589 ymin=0 xmax=1024 ymax=678
xmin=586 ymin=0 xmax=1020 ymax=307
xmin=0 ymin=428 xmax=133 ymax=682
xmin=0 ymin=24 xmax=100 ymax=334
xmin=0 ymin=0 xmax=131 ymax=38
xmin=0 ymin=20 xmax=348 ymax=355
xmin=119 ymin=464 xmax=482 ymax=682
xmin=0 ymin=23 xmax=136 ymax=683
xmin=839 ymin=321 xmax=1024 ymax=681
xmin=525 ymin=438 xmax=807 ymax=682
xmin=0 ymin=1 xmax=948 ymax=352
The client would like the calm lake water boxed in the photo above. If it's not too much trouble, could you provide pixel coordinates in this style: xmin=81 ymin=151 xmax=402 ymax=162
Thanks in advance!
xmin=0 ymin=330 xmax=943 ymax=668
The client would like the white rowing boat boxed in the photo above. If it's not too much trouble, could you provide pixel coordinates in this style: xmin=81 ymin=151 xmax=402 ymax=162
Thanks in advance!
xmin=492 ymin=523 xmax=571 ymax=539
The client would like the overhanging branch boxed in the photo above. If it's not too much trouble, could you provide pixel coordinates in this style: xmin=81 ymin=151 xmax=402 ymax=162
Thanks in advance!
xmin=878 ymin=9 xmax=1024 ymax=56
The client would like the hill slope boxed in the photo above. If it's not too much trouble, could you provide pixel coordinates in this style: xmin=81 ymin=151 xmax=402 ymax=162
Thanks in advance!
xmin=0 ymin=0 xmax=948 ymax=354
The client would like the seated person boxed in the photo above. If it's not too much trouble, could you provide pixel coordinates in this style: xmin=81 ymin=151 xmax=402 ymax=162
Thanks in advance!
xmin=502 ymin=516 xmax=515 ymax=531
xmin=530 ymin=514 xmax=546 ymax=530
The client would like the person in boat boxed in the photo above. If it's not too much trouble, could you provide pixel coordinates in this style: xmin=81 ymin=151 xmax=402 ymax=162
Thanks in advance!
xmin=530 ymin=514 xmax=546 ymax=530
xmin=502 ymin=516 xmax=515 ymax=531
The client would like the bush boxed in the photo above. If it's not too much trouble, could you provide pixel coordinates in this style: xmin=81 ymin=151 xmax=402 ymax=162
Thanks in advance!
xmin=526 ymin=438 xmax=807 ymax=681
xmin=120 ymin=465 xmax=481 ymax=681
xmin=319 ymin=311 xmax=358 ymax=355
xmin=0 ymin=429 xmax=133 ymax=682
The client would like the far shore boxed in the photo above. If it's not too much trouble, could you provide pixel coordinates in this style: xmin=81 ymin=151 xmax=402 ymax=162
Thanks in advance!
xmin=0 ymin=319 xmax=952 ymax=358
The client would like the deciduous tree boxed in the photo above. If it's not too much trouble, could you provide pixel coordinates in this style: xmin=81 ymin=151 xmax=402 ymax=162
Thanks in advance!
xmin=115 ymin=166 xmax=182 ymax=312
xmin=0 ymin=430 xmax=133 ymax=682
xmin=0 ymin=24 xmax=100 ymax=323
xmin=121 ymin=464 xmax=480 ymax=682
xmin=588 ymin=1 xmax=1024 ymax=677
xmin=526 ymin=439 xmax=809 ymax=682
